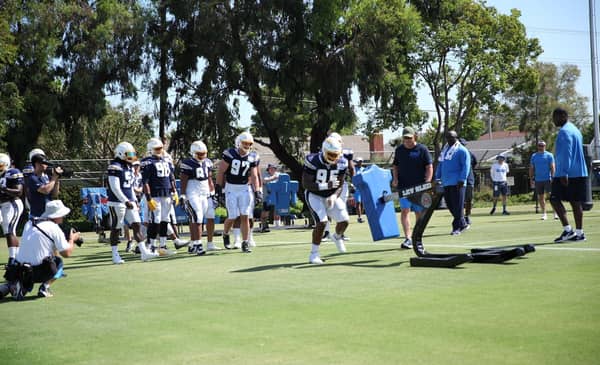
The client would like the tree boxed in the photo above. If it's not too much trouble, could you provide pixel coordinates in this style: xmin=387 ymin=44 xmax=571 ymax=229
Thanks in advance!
xmin=165 ymin=0 xmax=421 ymax=181
xmin=410 ymin=0 xmax=541 ymax=157
xmin=502 ymin=62 xmax=591 ymax=151
xmin=1 ymin=1 xmax=145 ymax=166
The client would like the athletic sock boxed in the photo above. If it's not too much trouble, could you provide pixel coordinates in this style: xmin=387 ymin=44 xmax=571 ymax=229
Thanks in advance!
xmin=233 ymin=228 xmax=241 ymax=241
xmin=159 ymin=236 xmax=167 ymax=248
xmin=8 ymin=247 xmax=17 ymax=259
xmin=111 ymin=246 xmax=118 ymax=255
xmin=311 ymin=243 xmax=320 ymax=254
xmin=564 ymin=225 xmax=572 ymax=232
xmin=576 ymin=229 xmax=584 ymax=236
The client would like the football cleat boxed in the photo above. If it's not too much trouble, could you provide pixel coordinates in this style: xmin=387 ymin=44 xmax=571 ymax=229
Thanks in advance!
xmin=140 ymin=250 xmax=158 ymax=262
xmin=112 ymin=254 xmax=125 ymax=265
xmin=174 ymin=238 xmax=189 ymax=250
xmin=332 ymin=233 xmax=346 ymax=253
xmin=400 ymin=238 xmax=412 ymax=249
xmin=554 ymin=230 xmax=576 ymax=243
xmin=223 ymin=234 xmax=232 ymax=249
xmin=568 ymin=233 xmax=586 ymax=242
xmin=241 ymin=241 xmax=252 ymax=253
xmin=206 ymin=242 xmax=222 ymax=251
xmin=309 ymin=252 xmax=323 ymax=264
xmin=195 ymin=244 xmax=206 ymax=256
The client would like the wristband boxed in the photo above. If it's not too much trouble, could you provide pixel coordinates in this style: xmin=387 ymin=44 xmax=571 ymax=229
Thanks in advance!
xmin=318 ymin=183 xmax=329 ymax=191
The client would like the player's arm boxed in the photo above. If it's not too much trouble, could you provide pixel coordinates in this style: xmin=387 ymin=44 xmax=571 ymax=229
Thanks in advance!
xmin=2 ymin=176 xmax=23 ymax=198
xmin=216 ymin=160 xmax=228 ymax=188
xmin=108 ymin=175 xmax=129 ymax=204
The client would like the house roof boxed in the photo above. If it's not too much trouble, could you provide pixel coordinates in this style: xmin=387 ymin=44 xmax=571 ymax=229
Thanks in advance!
xmin=466 ymin=131 xmax=527 ymax=164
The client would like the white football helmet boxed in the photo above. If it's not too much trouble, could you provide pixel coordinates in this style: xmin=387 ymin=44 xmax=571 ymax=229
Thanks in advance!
xmin=114 ymin=141 xmax=137 ymax=162
xmin=190 ymin=140 xmax=208 ymax=161
xmin=0 ymin=153 xmax=10 ymax=172
xmin=147 ymin=138 xmax=164 ymax=157
xmin=28 ymin=148 xmax=45 ymax=161
xmin=321 ymin=137 xmax=343 ymax=165
xmin=328 ymin=132 xmax=343 ymax=145
xmin=235 ymin=132 xmax=254 ymax=155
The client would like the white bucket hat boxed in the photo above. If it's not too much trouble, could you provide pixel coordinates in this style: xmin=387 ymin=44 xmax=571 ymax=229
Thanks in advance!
xmin=41 ymin=200 xmax=71 ymax=219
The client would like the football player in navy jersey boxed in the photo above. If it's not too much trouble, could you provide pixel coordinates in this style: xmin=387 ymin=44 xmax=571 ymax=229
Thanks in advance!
xmin=322 ymin=132 xmax=355 ymax=241
xmin=180 ymin=140 xmax=220 ymax=255
xmin=160 ymin=148 xmax=188 ymax=250
xmin=0 ymin=153 xmax=24 ymax=265
xmin=141 ymin=138 xmax=178 ymax=255
xmin=107 ymin=142 xmax=158 ymax=263
xmin=216 ymin=132 xmax=260 ymax=253
xmin=302 ymin=136 xmax=350 ymax=264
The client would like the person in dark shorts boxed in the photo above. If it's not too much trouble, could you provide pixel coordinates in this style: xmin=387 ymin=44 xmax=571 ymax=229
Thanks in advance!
xmin=529 ymin=140 xmax=556 ymax=220
xmin=549 ymin=108 xmax=588 ymax=242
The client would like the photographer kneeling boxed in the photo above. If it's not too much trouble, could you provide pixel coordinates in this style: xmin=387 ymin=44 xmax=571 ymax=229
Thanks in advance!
xmin=2 ymin=200 xmax=80 ymax=299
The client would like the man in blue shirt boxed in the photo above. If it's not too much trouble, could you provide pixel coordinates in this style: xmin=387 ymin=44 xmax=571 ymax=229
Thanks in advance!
xmin=549 ymin=108 xmax=588 ymax=242
xmin=26 ymin=154 xmax=62 ymax=219
xmin=529 ymin=140 xmax=556 ymax=220
xmin=392 ymin=127 xmax=433 ymax=249
xmin=435 ymin=131 xmax=470 ymax=235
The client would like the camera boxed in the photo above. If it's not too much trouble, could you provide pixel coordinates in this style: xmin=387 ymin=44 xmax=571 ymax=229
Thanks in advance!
xmin=60 ymin=225 xmax=84 ymax=247
xmin=45 ymin=165 xmax=74 ymax=178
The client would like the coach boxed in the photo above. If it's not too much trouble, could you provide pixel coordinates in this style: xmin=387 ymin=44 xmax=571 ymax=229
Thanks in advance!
xmin=550 ymin=107 xmax=588 ymax=243
xmin=435 ymin=131 xmax=471 ymax=235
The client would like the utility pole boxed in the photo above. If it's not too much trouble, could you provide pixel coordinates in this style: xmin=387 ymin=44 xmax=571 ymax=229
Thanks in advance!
xmin=589 ymin=0 xmax=600 ymax=159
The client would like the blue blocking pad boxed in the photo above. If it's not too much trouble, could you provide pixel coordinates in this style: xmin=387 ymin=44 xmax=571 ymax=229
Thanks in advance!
xmin=267 ymin=173 xmax=299 ymax=217
xmin=352 ymin=165 xmax=400 ymax=241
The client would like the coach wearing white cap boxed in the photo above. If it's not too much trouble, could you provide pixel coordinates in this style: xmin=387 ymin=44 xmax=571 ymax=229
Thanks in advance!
xmin=13 ymin=200 xmax=80 ymax=298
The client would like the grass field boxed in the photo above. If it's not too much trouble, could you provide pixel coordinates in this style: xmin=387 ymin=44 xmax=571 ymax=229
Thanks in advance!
xmin=1 ymin=204 xmax=599 ymax=365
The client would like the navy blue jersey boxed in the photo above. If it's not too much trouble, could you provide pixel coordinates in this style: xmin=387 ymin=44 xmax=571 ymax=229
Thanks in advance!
xmin=180 ymin=158 xmax=213 ymax=181
xmin=27 ymin=173 xmax=51 ymax=217
xmin=141 ymin=155 xmax=173 ymax=197
xmin=221 ymin=148 xmax=259 ymax=185
xmin=0 ymin=168 xmax=24 ymax=202
xmin=392 ymin=143 xmax=433 ymax=190
xmin=303 ymin=153 xmax=348 ymax=197
xmin=107 ymin=159 xmax=135 ymax=202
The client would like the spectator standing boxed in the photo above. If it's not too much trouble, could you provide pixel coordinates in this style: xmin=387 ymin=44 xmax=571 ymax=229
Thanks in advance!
xmin=489 ymin=155 xmax=510 ymax=215
xmin=550 ymin=107 xmax=588 ymax=242
xmin=353 ymin=157 xmax=366 ymax=223
xmin=391 ymin=127 xmax=433 ymax=248
xmin=260 ymin=164 xmax=281 ymax=232
xmin=529 ymin=140 xmax=556 ymax=220
xmin=435 ymin=131 xmax=470 ymax=235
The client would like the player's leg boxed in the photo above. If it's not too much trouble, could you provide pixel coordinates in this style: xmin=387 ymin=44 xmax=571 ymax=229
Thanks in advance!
xmin=107 ymin=203 xmax=126 ymax=264
xmin=329 ymin=195 xmax=350 ymax=253
xmin=305 ymin=191 xmax=328 ymax=264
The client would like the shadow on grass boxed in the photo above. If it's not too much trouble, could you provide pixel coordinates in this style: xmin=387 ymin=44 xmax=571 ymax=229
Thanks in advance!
xmin=231 ymin=259 xmax=405 ymax=273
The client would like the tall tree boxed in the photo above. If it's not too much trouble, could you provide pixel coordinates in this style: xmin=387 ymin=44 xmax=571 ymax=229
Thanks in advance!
xmin=167 ymin=0 xmax=421 ymax=181
xmin=2 ymin=1 xmax=145 ymax=166
xmin=503 ymin=62 xmax=591 ymax=148
xmin=410 ymin=0 xmax=541 ymax=156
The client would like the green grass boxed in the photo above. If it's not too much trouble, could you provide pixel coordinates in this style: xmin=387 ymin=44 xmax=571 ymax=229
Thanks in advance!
xmin=1 ymin=204 xmax=599 ymax=365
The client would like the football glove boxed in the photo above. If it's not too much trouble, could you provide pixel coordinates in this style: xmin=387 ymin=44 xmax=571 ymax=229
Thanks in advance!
xmin=254 ymin=191 xmax=263 ymax=205
xmin=210 ymin=193 xmax=219 ymax=208
xmin=172 ymin=192 xmax=179 ymax=206
xmin=147 ymin=198 xmax=158 ymax=211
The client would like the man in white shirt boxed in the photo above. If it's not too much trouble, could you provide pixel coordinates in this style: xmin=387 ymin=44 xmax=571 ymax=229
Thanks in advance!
xmin=1 ymin=200 xmax=80 ymax=299
xmin=490 ymin=155 xmax=510 ymax=215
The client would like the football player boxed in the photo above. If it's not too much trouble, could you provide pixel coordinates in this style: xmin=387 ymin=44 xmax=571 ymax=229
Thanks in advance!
xmin=216 ymin=132 xmax=261 ymax=253
xmin=107 ymin=142 xmax=158 ymax=263
xmin=0 ymin=153 xmax=24 ymax=266
xmin=321 ymin=132 xmax=354 ymax=241
xmin=141 ymin=138 xmax=177 ymax=255
xmin=179 ymin=140 xmax=220 ymax=255
xmin=302 ymin=136 xmax=349 ymax=264
xmin=160 ymin=146 xmax=188 ymax=250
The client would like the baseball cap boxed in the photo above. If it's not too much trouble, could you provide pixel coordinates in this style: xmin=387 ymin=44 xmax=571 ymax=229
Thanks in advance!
xmin=402 ymin=126 xmax=416 ymax=138
xmin=267 ymin=163 xmax=277 ymax=169
xmin=355 ymin=157 xmax=363 ymax=162
xmin=496 ymin=155 xmax=506 ymax=160
xmin=31 ymin=154 xmax=51 ymax=165
xmin=537 ymin=140 xmax=546 ymax=146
